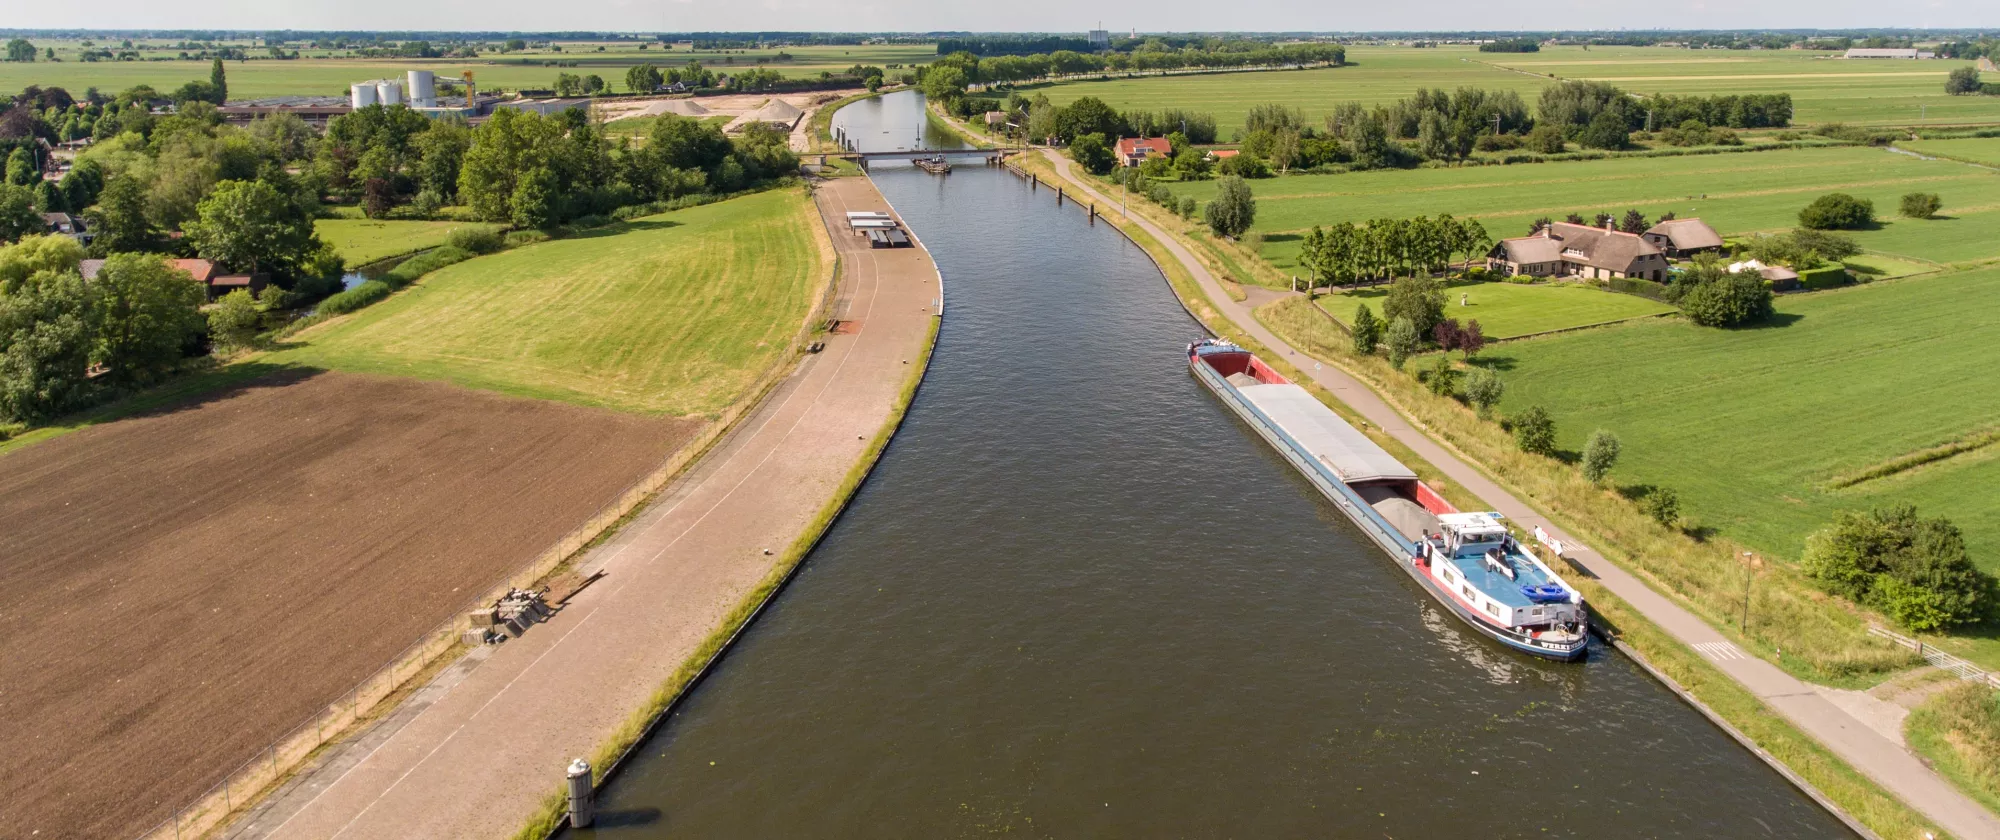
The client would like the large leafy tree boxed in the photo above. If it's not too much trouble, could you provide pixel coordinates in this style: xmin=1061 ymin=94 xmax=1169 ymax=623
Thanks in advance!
xmin=183 ymin=179 xmax=318 ymax=277
xmin=92 ymin=253 xmax=205 ymax=385
xmin=1382 ymin=274 xmax=1446 ymax=338
xmin=625 ymin=63 xmax=663 ymax=94
xmin=1066 ymin=133 xmax=1115 ymax=175
xmin=0 ymin=269 xmax=96 ymax=422
xmin=83 ymin=175 xmax=156 ymax=255
xmin=0 ymin=184 xmax=40 ymax=243
xmin=1803 ymin=505 xmax=1997 ymax=631
xmin=1204 ymin=175 xmax=1256 ymax=238
xmin=1053 ymin=96 xmax=1125 ymax=144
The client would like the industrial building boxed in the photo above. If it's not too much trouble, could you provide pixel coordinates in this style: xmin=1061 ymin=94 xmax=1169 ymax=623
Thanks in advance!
xmin=350 ymin=70 xmax=497 ymax=119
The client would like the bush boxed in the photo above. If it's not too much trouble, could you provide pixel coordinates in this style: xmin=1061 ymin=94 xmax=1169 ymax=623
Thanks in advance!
xmin=1461 ymin=367 xmax=1504 ymax=417
xmin=1899 ymin=192 xmax=1943 ymax=220
xmin=1525 ymin=124 xmax=1566 ymax=154
xmin=1641 ymin=487 xmax=1680 ymax=529
xmin=1801 ymin=505 xmax=1997 ymax=631
xmin=383 ymin=246 xmax=474 ymax=288
xmin=1350 ymin=303 xmax=1381 ymax=355
xmin=1510 ymin=405 xmax=1555 ymax=456
xmin=505 ymin=229 xmax=552 ymax=249
xmin=1681 ymin=270 xmax=1774 ymax=327
xmin=1385 ymin=316 xmax=1419 ymax=370
xmin=1799 ymin=192 xmax=1875 ymax=230
xmin=1607 ymin=276 xmax=1671 ymax=301
xmin=1798 ymin=266 xmax=1850 ymax=290
xmin=1424 ymin=355 xmax=1460 ymax=397
xmin=317 ymin=280 xmax=391 ymax=315
xmin=1581 ymin=429 xmax=1621 ymax=483
xmin=446 ymin=226 xmax=505 ymax=254
xmin=1178 ymin=196 xmax=1197 ymax=219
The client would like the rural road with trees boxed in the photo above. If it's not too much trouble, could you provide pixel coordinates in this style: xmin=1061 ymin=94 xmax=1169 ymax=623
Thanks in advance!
xmin=1043 ymin=149 xmax=2000 ymax=840
xmin=230 ymin=177 xmax=940 ymax=840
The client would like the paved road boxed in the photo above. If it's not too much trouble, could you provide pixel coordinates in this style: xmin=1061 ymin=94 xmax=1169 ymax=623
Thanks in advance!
xmin=230 ymin=178 xmax=939 ymax=840
xmin=1044 ymin=150 xmax=2000 ymax=840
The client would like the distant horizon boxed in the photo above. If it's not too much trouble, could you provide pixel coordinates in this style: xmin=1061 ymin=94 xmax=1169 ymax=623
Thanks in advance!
xmin=0 ymin=0 xmax=1995 ymax=38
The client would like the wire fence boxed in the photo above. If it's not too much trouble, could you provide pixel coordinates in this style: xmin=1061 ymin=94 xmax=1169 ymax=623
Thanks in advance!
xmin=1868 ymin=625 xmax=2000 ymax=690
xmin=134 ymin=452 xmax=698 ymax=840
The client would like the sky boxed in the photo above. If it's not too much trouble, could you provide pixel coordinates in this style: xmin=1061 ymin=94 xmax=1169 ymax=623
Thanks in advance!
xmin=0 ymin=0 xmax=1993 ymax=34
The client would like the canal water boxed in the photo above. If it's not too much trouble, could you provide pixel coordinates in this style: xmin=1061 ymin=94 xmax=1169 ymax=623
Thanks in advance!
xmin=574 ymin=92 xmax=1851 ymax=838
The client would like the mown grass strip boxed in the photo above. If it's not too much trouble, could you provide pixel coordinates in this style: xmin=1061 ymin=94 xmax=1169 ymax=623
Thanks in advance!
xmin=1828 ymin=428 xmax=2000 ymax=490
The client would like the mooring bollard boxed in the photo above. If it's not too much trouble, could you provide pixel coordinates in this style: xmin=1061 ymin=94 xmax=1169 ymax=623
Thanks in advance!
xmin=566 ymin=758 xmax=595 ymax=828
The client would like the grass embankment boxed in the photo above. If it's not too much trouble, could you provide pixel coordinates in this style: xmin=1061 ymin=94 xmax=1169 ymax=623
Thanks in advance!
xmin=1032 ymin=44 xmax=1999 ymax=138
xmin=314 ymin=218 xmax=503 ymax=267
xmin=1489 ymin=265 xmax=2000 ymax=581
xmin=1019 ymin=153 xmax=1941 ymax=839
xmin=1315 ymin=279 xmax=1676 ymax=339
xmin=1905 ymin=682 xmax=2000 ymax=816
xmin=1158 ymin=146 xmax=2000 ymax=270
xmin=273 ymin=189 xmax=822 ymax=416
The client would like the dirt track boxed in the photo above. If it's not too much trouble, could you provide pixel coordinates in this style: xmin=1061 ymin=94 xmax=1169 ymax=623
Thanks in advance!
xmin=0 ymin=369 xmax=696 ymax=839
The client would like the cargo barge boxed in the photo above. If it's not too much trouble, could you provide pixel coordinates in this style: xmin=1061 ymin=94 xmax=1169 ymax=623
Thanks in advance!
xmin=1188 ymin=339 xmax=1588 ymax=661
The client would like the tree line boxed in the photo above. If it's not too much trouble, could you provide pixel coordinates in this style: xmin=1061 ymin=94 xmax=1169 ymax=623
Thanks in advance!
xmin=1206 ymin=82 xmax=1792 ymax=177
xmin=1298 ymin=215 xmax=1493 ymax=289
xmin=916 ymin=42 xmax=1346 ymax=92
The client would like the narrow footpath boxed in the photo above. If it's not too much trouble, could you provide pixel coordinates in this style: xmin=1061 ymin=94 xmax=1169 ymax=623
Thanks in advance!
xmin=228 ymin=177 xmax=939 ymax=840
xmin=1044 ymin=150 xmax=2000 ymax=840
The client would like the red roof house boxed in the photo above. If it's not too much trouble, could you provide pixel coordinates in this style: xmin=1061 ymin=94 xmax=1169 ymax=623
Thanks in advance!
xmin=1114 ymin=136 xmax=1173 ymax=167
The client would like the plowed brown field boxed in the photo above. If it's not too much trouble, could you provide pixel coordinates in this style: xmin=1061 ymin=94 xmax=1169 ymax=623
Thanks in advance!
xmin=0 ymin=369 xmax=697 ymax=838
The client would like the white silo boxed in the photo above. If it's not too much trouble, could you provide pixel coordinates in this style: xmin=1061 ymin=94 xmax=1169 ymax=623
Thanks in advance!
xmin=407 ymin=70 xmax=436 ymax=107
xmin=351 ymin=83 xmax=379 ymax=108
xmin=377 ymin=80 xmax=404 ymax=106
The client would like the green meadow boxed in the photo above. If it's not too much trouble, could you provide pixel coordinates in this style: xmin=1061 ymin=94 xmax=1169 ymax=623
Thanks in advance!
xmin=1029 ymin=45 xmax=1996 ymax=141
xmin=1316 ymin=279 xmax=1676 ymax=339
xmin=314 ymin=218 xmax=501 ymax=267
xmin=1160 ymin=146 xmax=2000 ymax=269
xmin=1485 ymin=265 xmax=2000 ymax=575
xmin=1900 ymin=136 xmax=2000 ymax=168
xmin=0 ymin=43 xmax=930 ymax=99
xmin=273 ymin=189 xmax=822 ymax=416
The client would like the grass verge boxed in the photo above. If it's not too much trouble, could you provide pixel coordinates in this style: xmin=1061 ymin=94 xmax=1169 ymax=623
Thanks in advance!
xmin=1905 ymin=682 xmax=2000 ymax=817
